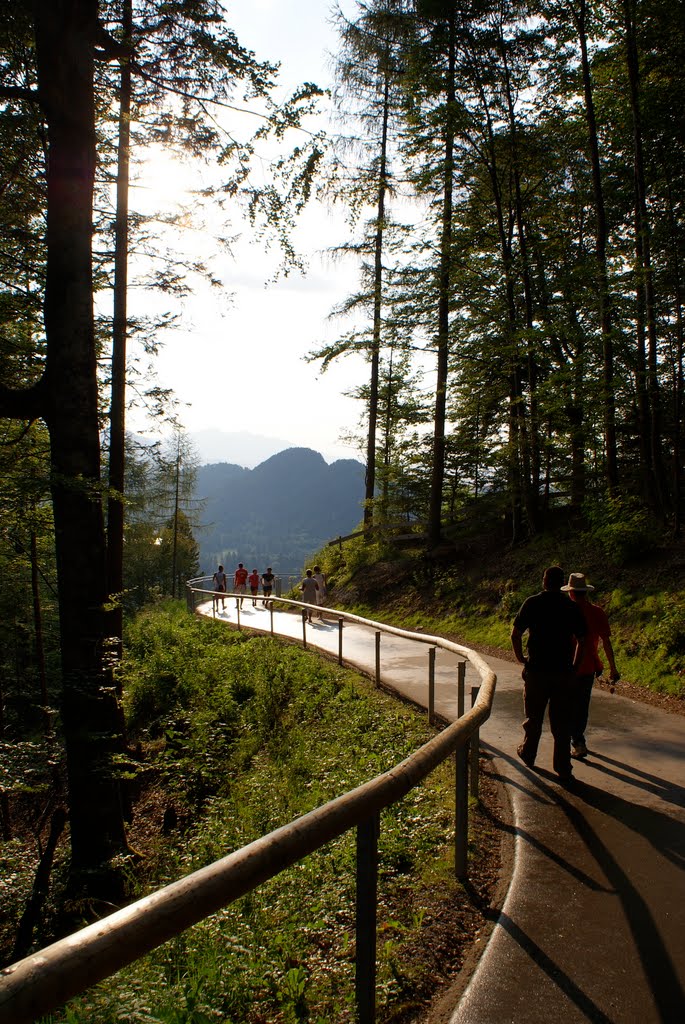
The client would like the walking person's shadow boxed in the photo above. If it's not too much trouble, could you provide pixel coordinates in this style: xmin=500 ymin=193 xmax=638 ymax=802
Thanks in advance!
xmin=489 ymin=742 xmax=685 ymax=1022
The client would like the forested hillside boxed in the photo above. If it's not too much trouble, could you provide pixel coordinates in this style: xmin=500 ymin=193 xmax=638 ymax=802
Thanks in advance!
xmin=195 ymin=447 xmax=365 ymax=573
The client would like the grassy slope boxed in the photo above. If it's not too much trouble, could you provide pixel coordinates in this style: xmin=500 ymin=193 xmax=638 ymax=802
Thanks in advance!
xmin=319 ymin=514 xmax=685 ymax=702
xmin=28 ymin=603 xmax=503 ymax=1024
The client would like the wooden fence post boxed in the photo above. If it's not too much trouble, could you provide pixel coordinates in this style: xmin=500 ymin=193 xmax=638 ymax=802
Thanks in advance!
xmin=455 ymin=743 xmax=469 ymax=881
xmin=470 ymin=686 xmax=480 ymax=799
xmin=457 ymin=661 xmax=465 ymax=718
xmin=428 ymin=648 xmax=436 ymax=725
xmin=356 ymin=813 xmax=379 ymax=1024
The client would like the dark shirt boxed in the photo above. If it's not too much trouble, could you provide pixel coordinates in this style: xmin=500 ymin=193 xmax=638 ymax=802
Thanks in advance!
xmin=513 ymin=590 xmax=587 ymax=672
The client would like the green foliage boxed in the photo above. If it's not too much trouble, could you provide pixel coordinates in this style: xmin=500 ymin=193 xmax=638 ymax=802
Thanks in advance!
xmin=123 ymin=434 xmax=201 ymax=610
xmin=603 ymin=587 xmax=685 ymax=689
xmin=583 ymin=495 xmax=657 ymax=565
xmin=313 ymin=0 xmax=685 ymax=540
xmin=651 ymin=595 xmax=685 ymax=658
xmin=0 ymin=838 xmax=39 ymax=957
xmin=44 ymin=601 xmax=459 ymax=1023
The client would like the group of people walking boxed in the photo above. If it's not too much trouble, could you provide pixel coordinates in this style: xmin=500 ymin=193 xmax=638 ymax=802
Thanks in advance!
xmin=511 ymin=566 xmax=620 ymax=783
xmin=212 ymin=563 xmax=276 ymax=609
xmin=211 ymin=563 xmax=327 ymax=619
xmin=214 ymin=557 xmax=615 ymax=781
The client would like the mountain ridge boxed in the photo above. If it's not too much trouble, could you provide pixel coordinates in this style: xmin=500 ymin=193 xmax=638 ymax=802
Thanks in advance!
xmin=189 ymin=429 xmax=357 ymax=469
xmin=194 ymin=446 xmax=365 ymax=574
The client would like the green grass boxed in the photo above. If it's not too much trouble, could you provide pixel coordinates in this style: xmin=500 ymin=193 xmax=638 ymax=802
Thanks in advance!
xmin=41 ymin=602 xmax=463 ymax=1024
xmin=348 ymin=589 xmax=684 ymax=699
xmin=308 ymin=520 xmax=685 ymax=700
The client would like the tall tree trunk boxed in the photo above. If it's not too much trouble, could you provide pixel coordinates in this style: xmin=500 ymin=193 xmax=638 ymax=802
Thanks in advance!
xmin=671 ymin=305 xmax=679 ymax=536
xmin=34 ymin=0 xmax=128 ymax=897
xmin=471 ymin=59 xmax=527 ymax=541
xmin=665 ymin=179 xmax=684 ymax=536
xmin=673 ymin=298 xmax=684 ymax=536
xmin=106 ymin=0 xmax=132 ymax=653
xmin=171 ymin=439 xmax=181 ymax=598
xmin=428 ymin=9 xmax=456 ymax=548
xmin=0 ymin=652 xmax=11 ymax=839
xmin=30 ymin=530 xmax=50 ymax=736
xmin=380 ymin=343 xmax=395 ymax=522
xmin=633 ymin=230 xmax=652 ymax=497
xmin=500 ymin=26 xmax=540 ymax=530
xmin=568 ymin=307 xmax=587 ymax=508
xmin=623 ymin=0 xmax=667 ymax=513
xmin=573 ymin=0 xmax=618 ymax=492
xmin=364 ymin=65 xmax=391 ymax=534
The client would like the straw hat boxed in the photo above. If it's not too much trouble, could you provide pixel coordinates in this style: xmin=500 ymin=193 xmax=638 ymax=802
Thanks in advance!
xmin=561 ymin=572 xmax=594 ymax=592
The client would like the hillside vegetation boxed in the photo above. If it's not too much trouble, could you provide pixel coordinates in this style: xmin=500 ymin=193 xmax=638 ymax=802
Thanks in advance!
xmin=315 ymin=508 xmax=685 ymax=702
xmin=3 ymin=604 xmax=502 ymax=1023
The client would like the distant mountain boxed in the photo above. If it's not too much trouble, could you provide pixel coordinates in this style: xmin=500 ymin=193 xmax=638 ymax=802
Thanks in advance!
xmin=195 ymin=447 xmax=365 ymax=575
xmin=190 ymin=429 xmax=294 ymax=468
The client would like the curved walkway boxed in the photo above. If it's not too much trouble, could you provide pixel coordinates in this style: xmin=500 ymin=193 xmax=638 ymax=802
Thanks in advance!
xmin=199 ymin=599 xmax=685 ymax=1024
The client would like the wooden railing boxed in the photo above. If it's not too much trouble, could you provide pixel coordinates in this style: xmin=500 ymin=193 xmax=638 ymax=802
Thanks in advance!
xmin=0 ymin=588 xmax=496 ymax=1024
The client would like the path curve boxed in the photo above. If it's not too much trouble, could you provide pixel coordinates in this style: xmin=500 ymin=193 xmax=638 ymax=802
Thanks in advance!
xmin=199 ymin=599 xmax=685 ymax=1023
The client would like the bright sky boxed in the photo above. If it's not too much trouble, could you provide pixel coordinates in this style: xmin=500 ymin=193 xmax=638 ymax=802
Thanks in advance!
xmin=129 ymin=0 xmax=367 ymax=465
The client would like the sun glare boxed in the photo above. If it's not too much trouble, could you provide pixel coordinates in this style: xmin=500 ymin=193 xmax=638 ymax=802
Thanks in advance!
xmin=133 ymin=146 xmax=200 ymax=215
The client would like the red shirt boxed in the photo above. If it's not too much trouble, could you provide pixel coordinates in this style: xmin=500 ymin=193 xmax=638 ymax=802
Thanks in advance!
xmin=234 ymin=567 xmax=248 ymax=586
xmin=248 ymin=572 xmax=260 ymax=589
xmin=575 ymin=601 xmax=611 ymax=675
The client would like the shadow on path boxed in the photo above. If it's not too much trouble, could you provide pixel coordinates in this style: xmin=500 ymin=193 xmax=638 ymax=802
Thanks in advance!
xmin=588 ymin=751 xmax=685 ymax=809
xmin=488 ymin=911 xmax=615 ymax=1024
xmin=573 ymin=765 xmax=685 ymax=871
xmin=557 ymin=777 xmax=685 ymax=1022
xmin=485 ymin=742 xmax=685 ymax=1023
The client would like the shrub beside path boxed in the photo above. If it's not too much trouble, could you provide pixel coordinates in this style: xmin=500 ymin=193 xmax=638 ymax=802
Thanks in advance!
xmin=200 ymin=599 xmax=685 ymax=1023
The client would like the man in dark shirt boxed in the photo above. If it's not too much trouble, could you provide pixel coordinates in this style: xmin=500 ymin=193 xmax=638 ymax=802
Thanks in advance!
xmin=511 ymin=565 xmax=587 ymax=782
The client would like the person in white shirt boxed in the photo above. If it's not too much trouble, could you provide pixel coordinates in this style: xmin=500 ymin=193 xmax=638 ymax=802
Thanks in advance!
xmin=301 ymin=569 xmax=319 ymax=623
xmin=212 ymin=565 xmax=227 ymax=610
xmin=312 ymin=564 xmax=327 ymax=618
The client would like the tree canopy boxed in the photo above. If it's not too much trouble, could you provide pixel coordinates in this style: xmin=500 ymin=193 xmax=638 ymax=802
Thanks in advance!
xmin=319 ymin=0 xmax=684 ymax=541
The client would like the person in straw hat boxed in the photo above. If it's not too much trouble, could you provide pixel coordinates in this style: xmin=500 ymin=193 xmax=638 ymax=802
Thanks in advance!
xmin=561 ymin=572 xmax=620 ymax=759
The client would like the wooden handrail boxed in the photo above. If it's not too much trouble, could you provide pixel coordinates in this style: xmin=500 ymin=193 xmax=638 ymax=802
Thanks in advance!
xmin=328 ymin=520 xmax=426 ymax=546
xmin=0 ymin=596 xmax=496 ymax=1024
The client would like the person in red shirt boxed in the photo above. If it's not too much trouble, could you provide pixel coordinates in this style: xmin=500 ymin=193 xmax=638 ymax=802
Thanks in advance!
xmin=248 ymin=568 xmax=260 ymax=606
xmin=562 ymin=573 xmax=620 ymax=759
xmin=233 ymin=562 xmax=248 ymax=607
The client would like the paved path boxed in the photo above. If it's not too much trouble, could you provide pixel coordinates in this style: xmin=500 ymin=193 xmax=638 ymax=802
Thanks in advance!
xmin=199 ymin=598 xmax=685 ymax=1023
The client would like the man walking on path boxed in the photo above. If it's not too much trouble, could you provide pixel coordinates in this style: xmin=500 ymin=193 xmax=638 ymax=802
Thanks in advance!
xmin=234 ymin=562 xmax=248 ymax=608
xmin=248 ymin=568 xmax=260 ymax=606
xmin=301 ymin=569 xmax=319 ymax=623
xmin=212 ymin=564 xmax=227 ymax=610
xmin=511 ymin=565 xmax=587 ymax=782
xmin=261 ymin=567 xmax=275 ymax=600
xmin=312 ymin=564 xmax=327 ymax=618
xmin=562 ymin=572 xmax=620 ymax=758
